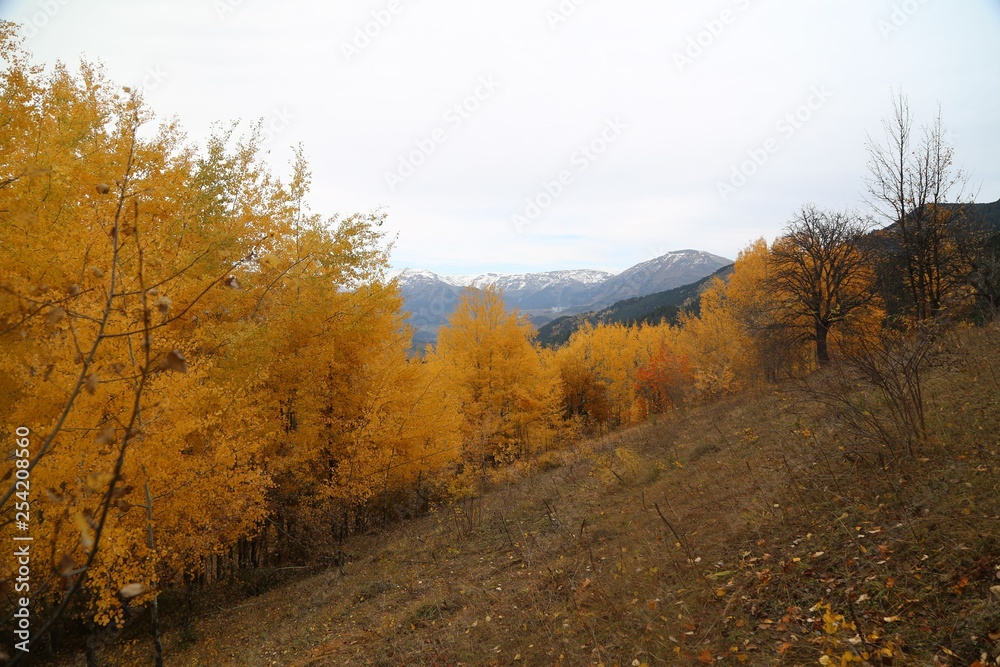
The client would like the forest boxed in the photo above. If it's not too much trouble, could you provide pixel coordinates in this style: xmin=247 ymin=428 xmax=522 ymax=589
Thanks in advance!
xmin=3 ymin=20 xmax=1000 ymax=666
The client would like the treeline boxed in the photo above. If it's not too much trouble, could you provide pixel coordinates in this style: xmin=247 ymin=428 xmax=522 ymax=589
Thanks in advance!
xmin=2 ymin=22 xmax=999 ymax=662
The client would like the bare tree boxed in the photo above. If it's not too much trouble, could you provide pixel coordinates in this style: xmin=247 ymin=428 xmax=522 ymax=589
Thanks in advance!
xmin=865 ymin=91 xmax=980 ymax=319
xmin=769 ymin=205 xmax=877 ymax=366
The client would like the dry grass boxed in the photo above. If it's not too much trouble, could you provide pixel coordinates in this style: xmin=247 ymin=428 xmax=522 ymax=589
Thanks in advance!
xmin=68 ymin=323 xmax=1000 ymax=666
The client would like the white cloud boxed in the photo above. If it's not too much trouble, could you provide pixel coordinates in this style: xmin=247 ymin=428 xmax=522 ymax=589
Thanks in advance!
xmin=4 ymin=0 xmax=999 ymax=274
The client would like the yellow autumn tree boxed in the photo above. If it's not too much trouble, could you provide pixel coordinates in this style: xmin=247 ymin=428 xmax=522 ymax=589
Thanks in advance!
xmin=719 ymin=238 xmax=812 ymax=382
xmin=0 ymin=31 xmax=353 ymax=640
xmin=553 ymin=321 xmax=692 ymax=430
xmin=249 ymin=211 xmax=461 ymax=551
xmin=0 ymin=64 xmax=278 ymax=645
xmin=0 ymin=27 xmax=437 ymax=654
xmin=430 ymin=286 xmax=561 ymax=483
xmin=676 ymin=253 xmax=772 ymax=395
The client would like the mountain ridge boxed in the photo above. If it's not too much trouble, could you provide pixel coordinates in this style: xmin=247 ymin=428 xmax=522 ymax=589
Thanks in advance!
xmin=396 ymin=250 xmax=733 ymax=348
xmin=535 ymin=263 xmax=735 ymax=348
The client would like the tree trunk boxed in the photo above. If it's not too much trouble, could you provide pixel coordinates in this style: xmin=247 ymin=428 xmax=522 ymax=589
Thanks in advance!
xmin=183 ymin=572 xmax=196 ymax=642
xmin=815 ymin=322 xmax=831 ymax=366
xmin=85 ymin=625 xmax=99 ymax=667
xmin=144 ymin=480 xmax=164 ymax=667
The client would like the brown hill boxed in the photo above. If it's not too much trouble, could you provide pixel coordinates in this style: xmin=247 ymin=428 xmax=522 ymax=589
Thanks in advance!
xmin=79 ymin=323 xmax=1000 ymax=667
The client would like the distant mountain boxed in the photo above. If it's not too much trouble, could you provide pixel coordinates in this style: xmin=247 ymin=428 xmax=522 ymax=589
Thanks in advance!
xmin=396 ymin=268 xmax=613 ymax=348
xmin=395 ymin=270 xmax=471 ymax=350
xmin=469 ymin=269 xmax=613 ymax=311
xmin=536 ymin=263 xmax=735 ymax=348
xmin=585 ymin=250 xmax=733 ymax=308
xmin=396 ymin=250 xmax=732 ymax=348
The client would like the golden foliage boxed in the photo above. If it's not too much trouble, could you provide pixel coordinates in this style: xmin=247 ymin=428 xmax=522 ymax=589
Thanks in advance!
xmin=0 ymin=30 xmax=459 ymax=628
xmin=430 ymin=286 xmax=562 ymax=478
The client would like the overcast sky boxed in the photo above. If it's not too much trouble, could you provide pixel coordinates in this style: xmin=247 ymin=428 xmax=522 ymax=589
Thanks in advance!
xmin=3 ymin=0 xmax=999 ymax=275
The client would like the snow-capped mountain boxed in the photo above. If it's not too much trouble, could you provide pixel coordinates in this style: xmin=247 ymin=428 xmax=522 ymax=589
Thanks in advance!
xmin=467 ymin=269 xmax=614 ymax=311
xmin=396 ymin=250 xmax=732 ymax=348
xmin=585 ymin=249 xmax=733 ymax=308
xmin=468 ymin=269 xmax=612 ymax=290
xmin=393 ymin=270 xmax=469 ymax=348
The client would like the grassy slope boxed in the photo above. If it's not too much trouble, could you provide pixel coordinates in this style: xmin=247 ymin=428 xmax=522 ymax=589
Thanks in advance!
xmin=88 ymin=324 xmax=1000 ymax=667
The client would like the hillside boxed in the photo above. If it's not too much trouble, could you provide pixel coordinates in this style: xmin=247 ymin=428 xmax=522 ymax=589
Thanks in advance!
xmin=536 ymin=264 xmax=735 ymax=348
xmin=973 ymin=198 xmax=1000 ymax=231
xmin=79 ymin=322 xmax=1000 ymax=667
xmin=5 ymin=13 xmax=1000 ymax=667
